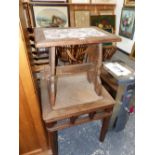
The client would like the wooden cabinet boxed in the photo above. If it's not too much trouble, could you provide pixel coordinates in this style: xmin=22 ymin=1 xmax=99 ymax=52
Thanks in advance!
xmin=19 ymin=20 xmax=48 ymax=155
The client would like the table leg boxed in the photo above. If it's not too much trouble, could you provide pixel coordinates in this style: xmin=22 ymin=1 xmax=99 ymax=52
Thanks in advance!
xmin=99 ymin=116 xmax=111 ymax=142
xmin=48 ymin=131 xmax=58 ymax=155
xmin=86 ymin=45 xmax=96 ymax=83
xmin=95 ymin=43 xmax=103 ymax=96
xmin=49 ymin=47 xmax=56 ymax=106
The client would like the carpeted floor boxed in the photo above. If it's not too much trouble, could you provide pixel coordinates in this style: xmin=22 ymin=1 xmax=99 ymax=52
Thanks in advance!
xmin=58 ymin=50 xmax=135 ymax=155
xmin=58 ymin=114 xmax=135 ymax=155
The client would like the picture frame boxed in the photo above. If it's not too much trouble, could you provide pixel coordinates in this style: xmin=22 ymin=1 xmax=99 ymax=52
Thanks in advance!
xmin=32 ymin=4 xmax=70 ymax=28
xmin=124 ymin=0 xmax=135 ymax=7
xmin=119 ymin=7 xmax=135 ymax=39
xmin=90 ymin=15 xmax=115 ymax=46
xmin=90 ymin=15 xmax=116 ymax=33
xmin=74 ymin=11 xmax=90 ymax=27
xmin=102 ymin=27 xmax=113 ymax=46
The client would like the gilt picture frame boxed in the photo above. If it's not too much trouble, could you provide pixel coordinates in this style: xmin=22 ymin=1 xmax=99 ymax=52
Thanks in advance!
xmin=74 ymin=11 xmax=90 ymax=27
xmin=32 ymin=4 xmax=70 ymax=28
xmin=119 ymin=7 xmax=135 ymax=39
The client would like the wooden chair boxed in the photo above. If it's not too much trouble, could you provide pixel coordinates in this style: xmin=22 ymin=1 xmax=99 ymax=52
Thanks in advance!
xmin=34 ymin=27 xmax=121 ymax=155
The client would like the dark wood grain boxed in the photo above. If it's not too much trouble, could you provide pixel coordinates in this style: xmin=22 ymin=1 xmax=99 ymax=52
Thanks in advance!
xmin=99 ymin=107 xmax=113 ymax=142
xmin=47 ymin=112 xmax=112 ymax=132
xmin=48 ymin=131 xmax=58 ymax=155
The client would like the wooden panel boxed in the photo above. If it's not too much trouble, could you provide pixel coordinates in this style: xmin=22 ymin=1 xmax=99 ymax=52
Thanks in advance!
xmin=46 ymin=112 xmax=112 ymax=132
xmin=19 ymin=77 xmax=41 ymax=154
xmin=56 ymin=63 xmax=95 ymax=75
xmin=69 ymin=4 xmax=115 ymax=27
xmin=19 ymin=20 xmax=48 ymax=154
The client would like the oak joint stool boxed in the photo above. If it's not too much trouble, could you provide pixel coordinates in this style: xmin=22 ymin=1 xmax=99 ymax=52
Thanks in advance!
xmin=34 ymin=27 xmax=121 ymax=155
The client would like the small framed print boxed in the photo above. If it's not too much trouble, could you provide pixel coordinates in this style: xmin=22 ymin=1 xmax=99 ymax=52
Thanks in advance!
xmin=124 ymin=0 xmax=135 ymax=7
xmin=32 ymin=4 xmax=69 ymax=28
xmin=75 ymin=11 xmax=90 ymax=27
xmin=119 ymin=7 xmax=135 ymax=39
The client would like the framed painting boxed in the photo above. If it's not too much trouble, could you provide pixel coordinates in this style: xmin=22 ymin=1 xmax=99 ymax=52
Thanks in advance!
xmin=119 ymin=7 xmax=135 ymax=39
xmin=102 ymin=28 xmax=113 ymax=46
xmin=90 ymin=15 xmax=116 ymax=33
xmin=124 ymin=0 xmax=135 ymax=7
xmin=75 ymin=11 xmax=90 ymax=27
xmin=90 ymin=15 xmax=115 ymax=46
xmin=32 ymin=4 xmax=69 ymax=28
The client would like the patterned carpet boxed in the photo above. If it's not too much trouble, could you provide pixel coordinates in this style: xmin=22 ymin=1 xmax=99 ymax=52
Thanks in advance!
xmin=58 ymin=114 xmax=135 ymax=155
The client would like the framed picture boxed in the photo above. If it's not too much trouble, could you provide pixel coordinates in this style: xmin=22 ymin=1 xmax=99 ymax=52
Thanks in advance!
xmin=119 ymin=7 xmax=135 ymax=39
xmin=90 ymin=15 xmax=116 ymax=33
xmin=31 ymin=0 xmax=68 ymax=2
xmin=32 ymin=4 xmax=69 ymax=27
xmin=90 ymin=15 xmax=115 ymax=46
xmin=102 ymin=27 xmax=113 ymax=46
xmin=75 ymin=11 xmax=90 ymax=27
xmin=124 ymin=0 xmax=135 ymax=7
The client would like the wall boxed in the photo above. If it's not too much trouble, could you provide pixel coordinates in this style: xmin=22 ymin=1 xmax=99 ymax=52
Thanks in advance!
xmin=115 ymin=0 xmax=135 ymax=54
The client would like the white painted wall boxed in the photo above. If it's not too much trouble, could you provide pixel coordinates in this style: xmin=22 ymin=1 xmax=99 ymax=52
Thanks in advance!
xmin=115 ymin=0 xmax=135 ymax=54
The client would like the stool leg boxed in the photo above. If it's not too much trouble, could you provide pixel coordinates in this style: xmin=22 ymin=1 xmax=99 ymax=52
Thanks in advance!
xmin=99 ymin=117 xmax=110 ymax=142
xmin=48 ymin=131 xmax=58 ymax=155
